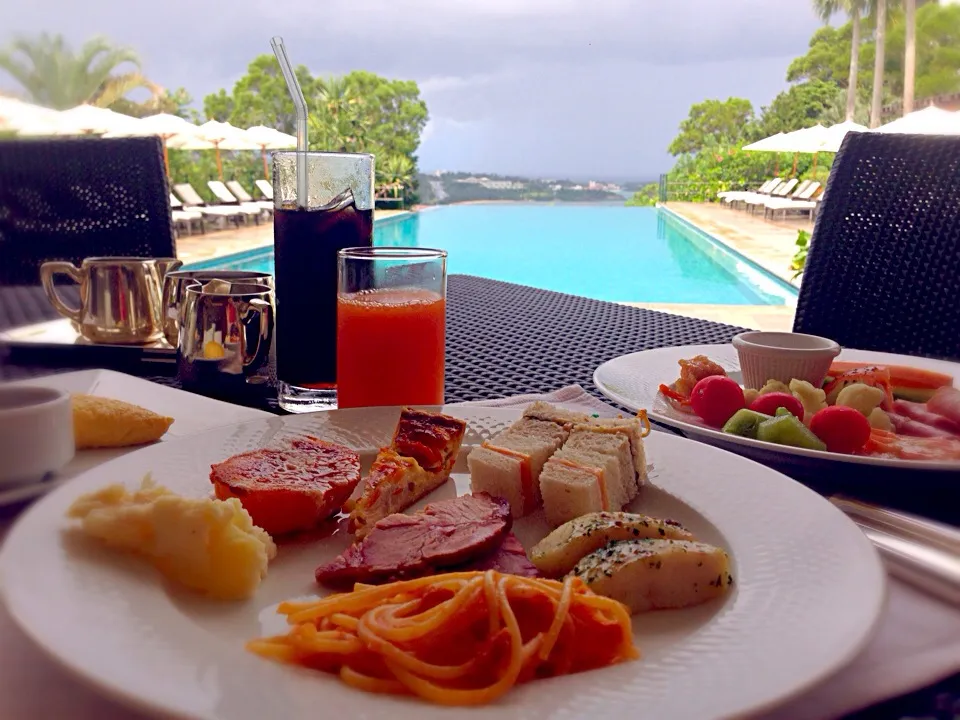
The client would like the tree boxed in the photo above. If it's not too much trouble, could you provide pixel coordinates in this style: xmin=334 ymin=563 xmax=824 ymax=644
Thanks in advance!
xmin=111 ymin=87 xmax=199 ymax=121
xmin=885 ymin=3 xmax=960 ymax=100
xmin=202 ymin=57 xmax=429 ymax=203
xmin=757 ymin=80 xmax=840 ymax=136
xmin=870 ymin=0 xmax=888 ymax=127
xmin=904 ymin=0 xmax=916 ymax=112
xmin=811 ymin=0 xmax=867 ymax=120
xmin=0 ymin=33 xmax=155 ymax=110
xmin=667 ymin=98 xmax=756 ymax=156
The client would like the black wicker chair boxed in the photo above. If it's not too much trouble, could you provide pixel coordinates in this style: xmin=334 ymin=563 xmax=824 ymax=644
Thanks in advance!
xmin=0 ymin=136 xmax=176 ymax=286
xmin=793 ymin=132 xmax=960 ymax=361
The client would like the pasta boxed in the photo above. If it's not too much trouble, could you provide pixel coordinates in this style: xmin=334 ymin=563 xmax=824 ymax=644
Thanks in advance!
xmin=248 ymin=570 xmax=639 ymax=706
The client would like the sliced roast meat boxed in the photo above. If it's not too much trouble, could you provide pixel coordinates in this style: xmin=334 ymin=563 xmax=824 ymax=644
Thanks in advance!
xmin=457 ymin=533 xmax=540 ymax=578
xmin=887 ymin=412 xmax=956 ymax=438
xmin=893 ymin=399 xmax=960 ymax=436
xmin=928 ymin=387 xmax=960 ymax=426
xmin=316 ymin=493 xmax=511 ymax=585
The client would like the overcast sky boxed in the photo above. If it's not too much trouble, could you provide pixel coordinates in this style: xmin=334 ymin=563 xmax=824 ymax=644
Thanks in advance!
xmin=1 ymin=0 xmax=822 ymax=180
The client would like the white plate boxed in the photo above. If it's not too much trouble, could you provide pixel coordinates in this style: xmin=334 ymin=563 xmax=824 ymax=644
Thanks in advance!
xmin=0 ymin=370 xmax=270 ymax=507
xmin=0 ymin=406 xmax=885 ymax=720
xmin=594 ymin=345 xmax=960 ymax=471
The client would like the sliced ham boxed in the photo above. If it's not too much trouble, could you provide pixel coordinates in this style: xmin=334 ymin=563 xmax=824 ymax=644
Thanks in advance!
xmin=459 ymin=533 xmax=539 ymax=577
xmin=315 ymin=493 xmax=511 ymax=586
xmin=928 ymin=387 xmax=960 ymax=426
xmin=887 ymin=412 xmax=956 ymax=438
xmin=892 ymin=400 xmax=960 ymax=437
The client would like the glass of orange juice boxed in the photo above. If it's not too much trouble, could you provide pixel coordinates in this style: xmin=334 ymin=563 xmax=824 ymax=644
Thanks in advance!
xmin=336 ymin=247 xmax=447 ymax=408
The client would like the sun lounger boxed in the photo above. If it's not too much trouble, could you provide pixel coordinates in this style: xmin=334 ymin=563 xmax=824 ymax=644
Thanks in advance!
xmin=169 ymin=194 xmax=205 ymax=236
xmin=742 ymin=178 xmax=800 ymax=213
xmin=225 ymin=181 xmax=273 ymax=214
xmin=718 ymin=178 xmax=779 ymax=203
xmin=763 ymin=182 xmax=822 ymax=220
xmin=172 ymin=184 xmax=246 ymax=228
xmin=206 ymin=181 xmax=265 ymax=224
xmin=255 ymin=179 xmax=274 ymax=201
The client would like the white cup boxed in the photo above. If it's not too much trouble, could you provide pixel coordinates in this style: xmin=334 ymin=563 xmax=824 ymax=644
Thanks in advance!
xmin=0 ymin=386 xmax=75 ymax=486
xmin=732 ymin=331 xmax=842 ymax=390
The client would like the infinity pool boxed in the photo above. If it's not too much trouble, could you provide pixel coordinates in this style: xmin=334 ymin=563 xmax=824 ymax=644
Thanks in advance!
xmin=187 ymin=205 xmax=797 ymax=305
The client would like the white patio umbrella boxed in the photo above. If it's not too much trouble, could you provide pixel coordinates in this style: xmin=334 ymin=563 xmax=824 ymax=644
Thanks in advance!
xmin=103 ymin=113 xmax=205 ymax=176
xmin=816 ymin=120 xmax=870 ymax=152
xmin=169 ymin=120 xmax=260 ymax=180
xmin=245 ymin=125 xmax=296 ymax=179
xmin=17 ymin=104 xmax=143 ymax=136
xmin=0 ymin=97 xmax=59 ymax=132
xmin=743 ymin=124 xmax=833 ymax=175
xmin=878 ymin=105 xmax=960 ymax=135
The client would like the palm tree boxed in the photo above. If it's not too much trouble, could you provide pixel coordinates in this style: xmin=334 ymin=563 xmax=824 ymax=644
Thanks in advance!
xmin=0 ymin=34 xmax=154 ymax=110
xmin=903 ymin=0 xmax=916 ymax=113
xmin=377 ymin=153 xmax=415 ymax=202
xmin=812 ymin=0 xmax=867 ymax=122
xmin=870 ymin=0 xmax=888 ymax=128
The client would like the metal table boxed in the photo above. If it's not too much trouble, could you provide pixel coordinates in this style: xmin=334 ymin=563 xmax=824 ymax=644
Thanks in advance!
xmin=0 ymin=275 xmax=957 ymax=719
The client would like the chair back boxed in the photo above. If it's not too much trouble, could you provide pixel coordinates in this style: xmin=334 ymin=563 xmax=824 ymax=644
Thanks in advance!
xmin=796 ymin=181 xmax=821 ymax=200
xmin=794 ymin=132 xmax=960 ymax=360
xmin=207 ymin=180 xmax=239 ymax=204
xmin=255 ymin=179 xmax=274 ymax=201
xmin=173 ymin=183 xmax=206 ymax=207
xmin=789 ymin=180 xmax=812 ymax=199
xmin=0 ymin=136 xmax=175 ymax=286
xmin=226 ymin=181 xmax=253 ymax=202
xmin=772 ymin=178 xmax=798 ymax=197
xmin=758 ymin=178 xmax=779 ymax=193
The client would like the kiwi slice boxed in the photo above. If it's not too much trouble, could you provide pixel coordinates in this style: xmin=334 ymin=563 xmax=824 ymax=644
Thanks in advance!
xmin=756 ymin=414 xmax=827 ymax=451
xmin=721 ymin=409 xmax=774 ymax=439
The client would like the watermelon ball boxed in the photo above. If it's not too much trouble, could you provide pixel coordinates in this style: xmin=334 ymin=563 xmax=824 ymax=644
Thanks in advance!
xmin=809 ymin=406 xmax=872 ymax=454
xmin=749 ymin=392 xmax=805 ymax=420
xmin=690 ymin=376 xmax=746 ymax=428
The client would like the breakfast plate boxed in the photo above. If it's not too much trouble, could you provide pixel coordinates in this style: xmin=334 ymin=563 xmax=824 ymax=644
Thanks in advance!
xmin=0 ymin=370 xmax=270 ymax=508
xmin=594 ymin=345 xmax=960 ymax=472
xmin=0 ymin=405 xmax=885 ymax=720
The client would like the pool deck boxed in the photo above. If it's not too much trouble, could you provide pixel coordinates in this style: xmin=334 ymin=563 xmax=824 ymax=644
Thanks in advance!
xmin=176 ymin=203 xmax=806 ymax=333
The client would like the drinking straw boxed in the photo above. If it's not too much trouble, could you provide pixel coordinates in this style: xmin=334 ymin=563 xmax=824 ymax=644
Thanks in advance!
xmin=270 ymin=36 xmax=308 ymax=207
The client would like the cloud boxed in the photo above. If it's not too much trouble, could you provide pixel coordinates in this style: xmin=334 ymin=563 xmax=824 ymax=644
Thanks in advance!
xmin=0 ymin=0 xmax=822 ymax=177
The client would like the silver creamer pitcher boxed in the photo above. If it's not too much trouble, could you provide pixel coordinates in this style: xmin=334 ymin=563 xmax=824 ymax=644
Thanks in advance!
xmin=176 ymin=280 xmax=274 ymax=389
xmin=40 ymin=256 xmax=182 ymax=344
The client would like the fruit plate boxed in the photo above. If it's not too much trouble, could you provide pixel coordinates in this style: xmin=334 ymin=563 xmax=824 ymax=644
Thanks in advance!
xmin=594 ymin=345 xmax=960 ymax=473
xmin=0 ymin=406 xmax=885 ymax=720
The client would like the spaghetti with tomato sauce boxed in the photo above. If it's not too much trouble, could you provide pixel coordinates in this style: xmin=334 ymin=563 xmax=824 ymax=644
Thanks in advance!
xmin=248 ymin=570 xmax=638 ymax=705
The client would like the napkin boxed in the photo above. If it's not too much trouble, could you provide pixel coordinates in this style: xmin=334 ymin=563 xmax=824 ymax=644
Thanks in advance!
xmin=453 ymin=385 xmax=960 ymax=720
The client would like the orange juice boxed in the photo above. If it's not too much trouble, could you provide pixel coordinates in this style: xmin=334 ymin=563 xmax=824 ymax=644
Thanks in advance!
xmin=336 ymin=287 xmax=445 ymax=408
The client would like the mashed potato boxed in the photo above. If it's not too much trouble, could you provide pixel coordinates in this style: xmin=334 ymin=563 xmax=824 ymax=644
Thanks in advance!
xmin=66 ymin=475 xmax=277 ymax=600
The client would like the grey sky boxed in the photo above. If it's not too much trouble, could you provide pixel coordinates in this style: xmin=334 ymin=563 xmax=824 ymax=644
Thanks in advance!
xmin=1 ymin=0 xmax=822 ymax=179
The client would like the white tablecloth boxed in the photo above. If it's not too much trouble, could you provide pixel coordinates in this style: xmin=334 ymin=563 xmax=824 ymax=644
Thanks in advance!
xmin=1 ymin=385 xmax=958 ymax=720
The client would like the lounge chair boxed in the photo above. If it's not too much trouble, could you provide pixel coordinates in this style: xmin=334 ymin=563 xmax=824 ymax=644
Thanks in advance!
xmin=172 ymin=183 xmax=246 ymax=228
xmin=225 ymin=180 xmax=273 ymax=214
xmin=725 ymin=179 xmax=793 ymax=210
xmin=742 ymin=178 xmax=800 ymax=213
xmin=718 ymin=178 xmax=779 ymax=203
xmin=763 ymin=182 xmax=822 ymax=220
xmin=169 ymin=194 xmax=205 ymax=236
xmin=255 ymin=179 xmax=274 ymax=201
xmin=206 ymin=181 xmax=266 ymax=224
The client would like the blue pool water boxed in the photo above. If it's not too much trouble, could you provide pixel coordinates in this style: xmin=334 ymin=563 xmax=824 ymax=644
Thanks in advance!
xmin=186 ymin=205 xmax=797 ymax=305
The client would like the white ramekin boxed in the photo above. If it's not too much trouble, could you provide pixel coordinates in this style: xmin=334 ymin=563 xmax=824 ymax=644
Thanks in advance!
xmin=0 ymin=386 xmax=75 ymax=486
xmin=732 ymin=331 xmax=842 ymax=390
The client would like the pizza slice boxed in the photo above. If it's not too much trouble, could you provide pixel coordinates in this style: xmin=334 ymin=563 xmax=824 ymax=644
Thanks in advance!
xmin=349 ymin=408 xmax=467 ymax=537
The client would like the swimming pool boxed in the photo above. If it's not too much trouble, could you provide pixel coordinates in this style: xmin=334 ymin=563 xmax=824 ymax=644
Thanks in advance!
xmin=186 ymin=205 xmax=798 ymax=305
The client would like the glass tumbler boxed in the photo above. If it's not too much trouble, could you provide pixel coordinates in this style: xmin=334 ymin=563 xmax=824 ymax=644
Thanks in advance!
xmin=272 ymin=151 xmax=374 ymax=412
xmin=336 ymin=247 xmax=447 ymax=409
